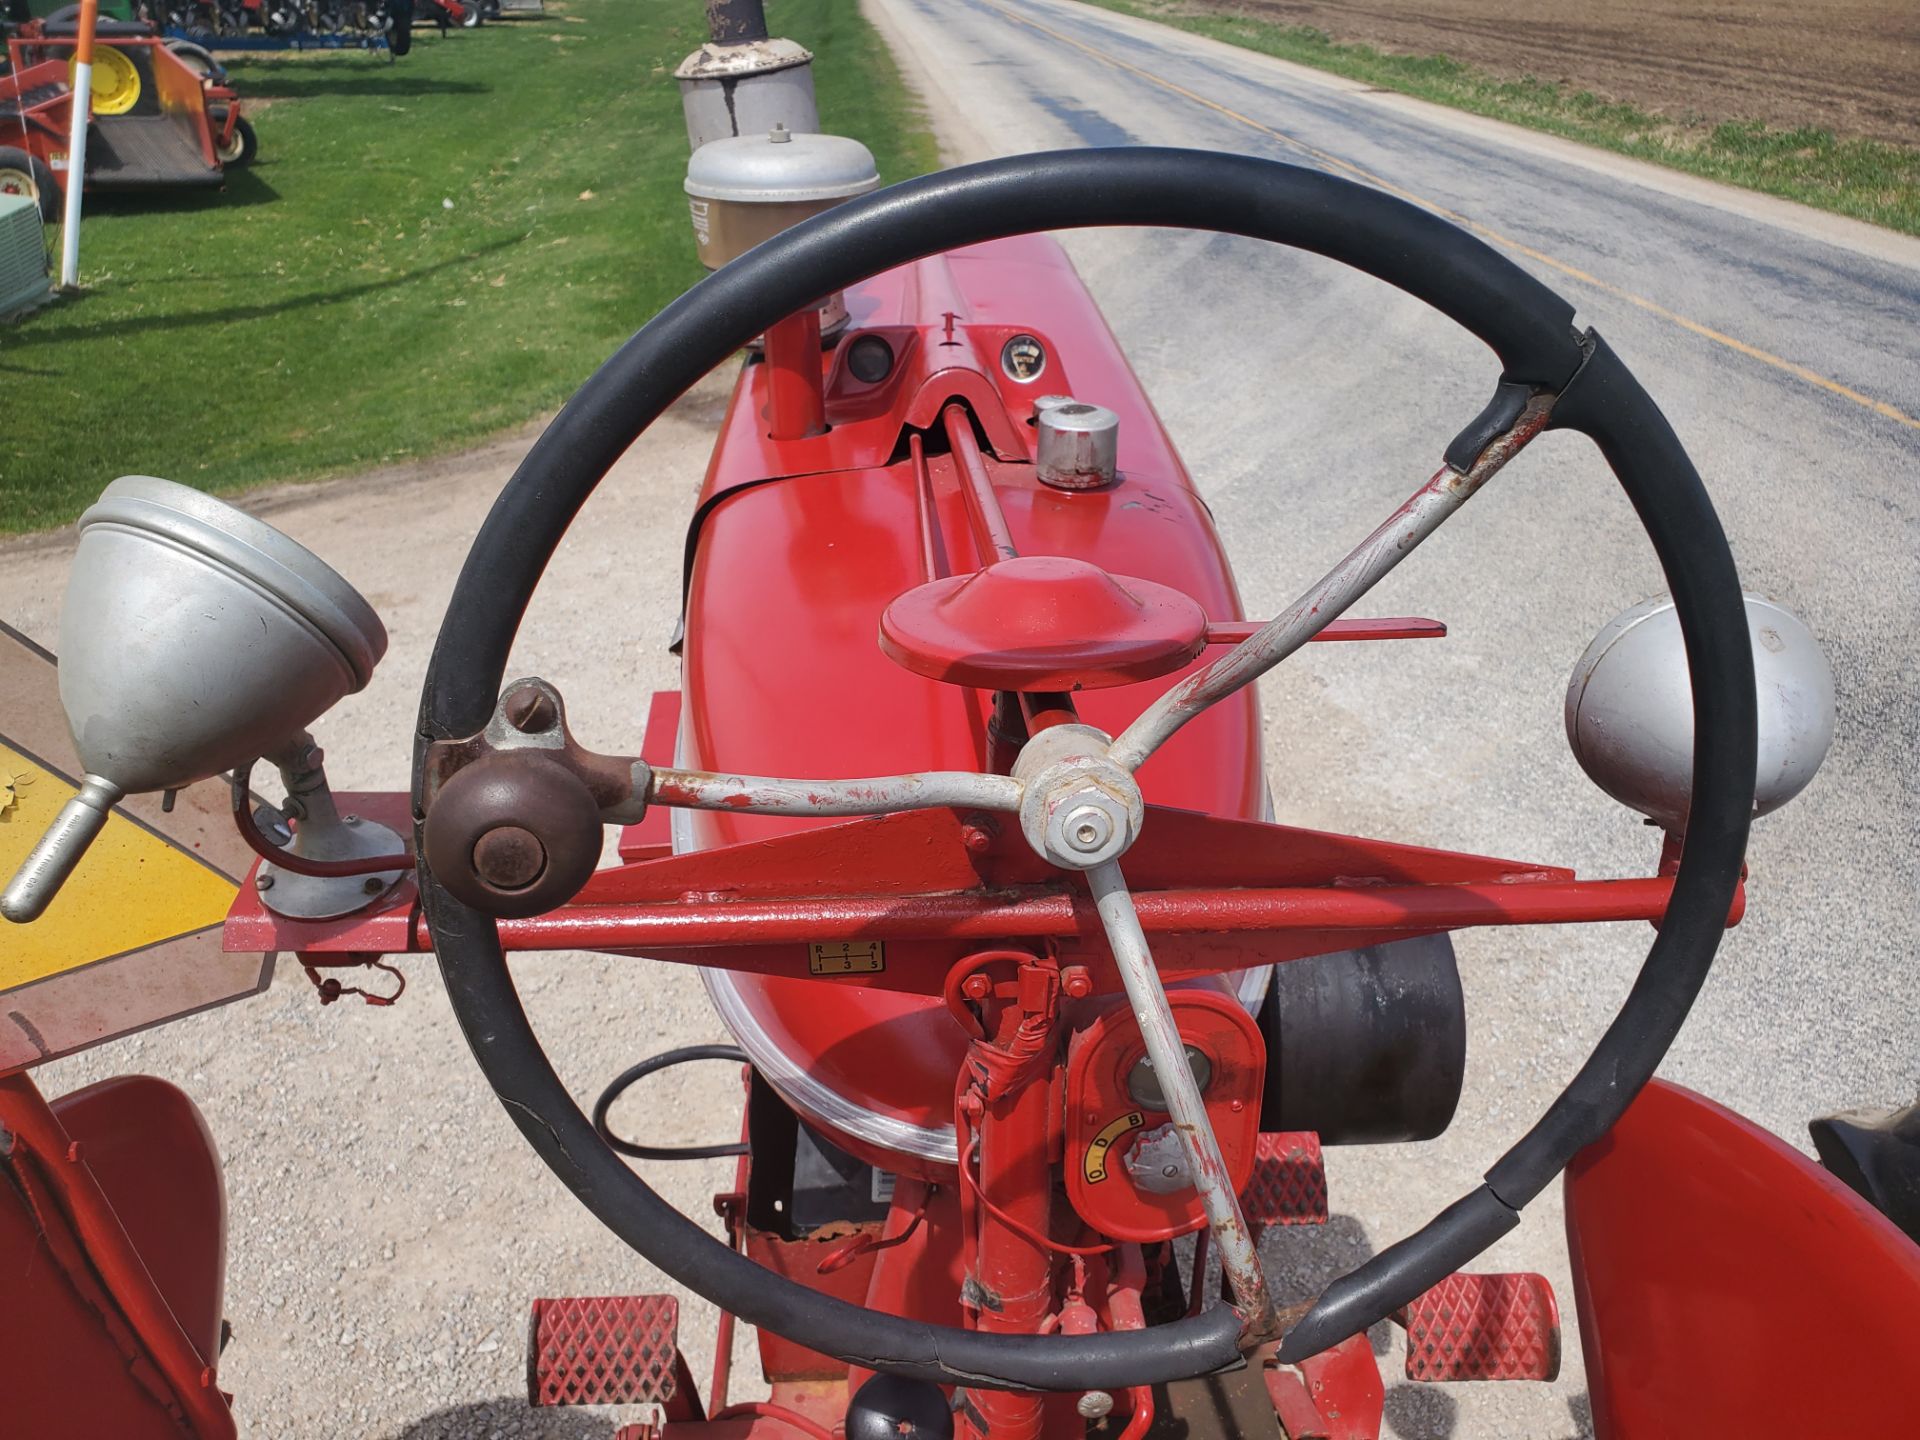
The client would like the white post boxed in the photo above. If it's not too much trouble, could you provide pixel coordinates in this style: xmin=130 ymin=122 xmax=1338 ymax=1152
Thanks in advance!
xmin=57 ymin=0 xmax=99 ymax=290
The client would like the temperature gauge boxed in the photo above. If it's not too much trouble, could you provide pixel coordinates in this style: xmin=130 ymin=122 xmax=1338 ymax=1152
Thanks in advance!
xmin=1000 ymin=334 xmax=1047 ymax=383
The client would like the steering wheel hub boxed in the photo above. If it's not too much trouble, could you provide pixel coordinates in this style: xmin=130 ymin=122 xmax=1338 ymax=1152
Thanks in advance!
xmin=1011 ymin=723 xmax=1143 ymax=870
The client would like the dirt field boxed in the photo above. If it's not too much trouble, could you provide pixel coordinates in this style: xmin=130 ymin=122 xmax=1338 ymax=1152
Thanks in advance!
xmin=1192 ymin=0 xmax=1920 ymax=146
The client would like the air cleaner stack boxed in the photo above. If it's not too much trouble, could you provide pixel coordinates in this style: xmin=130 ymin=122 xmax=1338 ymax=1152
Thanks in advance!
xmin=674 ymin=0 xmax=819 ymax=149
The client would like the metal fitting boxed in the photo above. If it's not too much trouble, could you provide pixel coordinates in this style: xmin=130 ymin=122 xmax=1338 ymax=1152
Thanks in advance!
xmin=1076 ymin=1392 xmax=1115 ymax=1420
xmin=1061 ymin=804 xmax=1113 ymax=856
xmin=1126 ymin=1123 xmax=1194 ymax=1194
xmin=487 ymin=679 xmax=568 ymax=751
xmin=1011 ymin=724 xmax=1143 ymax=871
xmin=502 ymin=686 xmax=558 ymax=734
xmin=1035 ymin=401 xmax=1119 ymax=490
xmin=1127 ymin=1045 xmax=1213 ymax=1111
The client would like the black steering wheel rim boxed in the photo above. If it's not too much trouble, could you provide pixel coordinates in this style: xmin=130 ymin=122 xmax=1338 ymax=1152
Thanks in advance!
xmin=413 ymin=148 xmax=1757 ymax=1388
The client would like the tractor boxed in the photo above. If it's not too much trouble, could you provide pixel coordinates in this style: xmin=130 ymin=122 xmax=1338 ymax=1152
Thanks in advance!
xmin=0 ymin=2 xmax=253 ymax=219
xmin=2 ymin=2 xmax=1916 ymax=1438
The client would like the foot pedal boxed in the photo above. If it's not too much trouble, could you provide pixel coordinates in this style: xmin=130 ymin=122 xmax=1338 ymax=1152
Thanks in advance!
xmin=1402 ymin=1272 xmax=1560 ymax=1382
xmin=1240 ymin=1131 xmax=1328 ymax=1232
xmin=528 ymin=1295 xmax=684 ymax=1406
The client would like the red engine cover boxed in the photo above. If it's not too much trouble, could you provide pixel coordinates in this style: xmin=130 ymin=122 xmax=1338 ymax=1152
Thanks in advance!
xmin=679 ymin=236 xmax=1264 ymax=1177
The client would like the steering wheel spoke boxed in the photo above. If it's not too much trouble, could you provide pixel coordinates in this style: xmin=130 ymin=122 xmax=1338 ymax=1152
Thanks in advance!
xmin=647 ymin=764 xmax=1022 ymax=818
xmin=1087 ymin=859 xmax=1280 ymax=1340
xmin=1112 ymin=390 xmax=1556 ymax=772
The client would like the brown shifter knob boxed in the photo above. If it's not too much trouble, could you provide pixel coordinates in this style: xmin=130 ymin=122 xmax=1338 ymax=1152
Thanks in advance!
xmin=423 ymin=753 xmax=602 ymax=919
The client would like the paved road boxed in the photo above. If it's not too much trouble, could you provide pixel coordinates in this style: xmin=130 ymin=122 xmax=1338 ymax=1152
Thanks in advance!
xmin=6 ymin=3 xmax=1915 ymax=1437
xmin=867 ymin=0 xmax=1920 ymax=1433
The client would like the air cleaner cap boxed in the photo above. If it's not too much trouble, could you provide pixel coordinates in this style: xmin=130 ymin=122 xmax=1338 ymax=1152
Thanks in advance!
xmin=684 ymin=125 xmax=879 ymax=206
xmin=1036 ymin=401 xmax=1119 ymax=490
xmin=674 ymin=35 xmax=813 ymax=82
xmin=684 ymin=127 xmax=880 ymax=272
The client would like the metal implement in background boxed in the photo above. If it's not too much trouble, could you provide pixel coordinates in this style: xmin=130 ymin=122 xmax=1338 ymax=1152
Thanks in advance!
xmin=0 ymin=195 xmax=53 ymax=321
xmin=4 ymin=25 xmax=258 ymax=212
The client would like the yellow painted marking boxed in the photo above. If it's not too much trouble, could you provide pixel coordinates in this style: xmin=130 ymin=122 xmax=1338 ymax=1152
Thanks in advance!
xmin=981 ymin=0 xmax=1920 ymax=435
xmin=1083 ymin=1110 xmax=1146 ymax=1183
xmin=0 ymin=742 xmax=237 ymax=991
xmin=808 ymin=939 xmax=886 ymax=976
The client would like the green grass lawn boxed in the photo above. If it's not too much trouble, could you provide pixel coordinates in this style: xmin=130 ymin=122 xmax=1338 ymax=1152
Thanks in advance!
xmin=1074 ymin=0 xmax=1920 ymax=240
xmin=0 ymin=0 xmax=936 ymax=533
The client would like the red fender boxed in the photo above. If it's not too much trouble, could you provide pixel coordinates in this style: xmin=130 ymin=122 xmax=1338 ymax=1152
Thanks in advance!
xmin=1566 ymin=1078 xmax=1920 ymax=1436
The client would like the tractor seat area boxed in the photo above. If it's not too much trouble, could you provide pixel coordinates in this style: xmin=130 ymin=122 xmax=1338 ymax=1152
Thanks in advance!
xmin=50 ymin=1074 xmax=229 ymax=1366
xmin=0 ymin=1075 xmax=228 ymax=1439
xmin=86 ymin=116 xmax=220 ymax=187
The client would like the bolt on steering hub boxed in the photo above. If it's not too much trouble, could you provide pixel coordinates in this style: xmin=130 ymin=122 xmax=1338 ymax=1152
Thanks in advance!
xmin=1011 ymin=723 xmax=1143 ymax=870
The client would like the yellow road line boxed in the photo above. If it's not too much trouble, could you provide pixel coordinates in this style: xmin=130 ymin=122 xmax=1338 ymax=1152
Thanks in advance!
xmin=979 ymin=0 xmax=1920 ymax=435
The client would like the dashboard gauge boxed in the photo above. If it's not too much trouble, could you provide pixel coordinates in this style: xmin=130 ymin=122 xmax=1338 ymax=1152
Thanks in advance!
xmin=845 ymin=334 xmax=895 ymax=385
xmin=1000 ymin=333 xmax=1047 ymax=383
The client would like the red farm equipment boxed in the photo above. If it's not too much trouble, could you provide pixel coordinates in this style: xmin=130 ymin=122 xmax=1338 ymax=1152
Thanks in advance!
xmin=0 ymin=13 xmax=252 ymax=219
xmin=1 ymin=2 xmax=1915 ymax=1438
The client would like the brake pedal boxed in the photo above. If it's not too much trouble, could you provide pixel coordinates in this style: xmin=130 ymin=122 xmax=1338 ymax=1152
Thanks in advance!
xmin=528 ymin=1294 xmax=685 ymax=1406
xmin=1240 ymin=1131 xmax=1328 ymax=1232
xmin=1401 ymin=1272 xmax=1560 ymax=1382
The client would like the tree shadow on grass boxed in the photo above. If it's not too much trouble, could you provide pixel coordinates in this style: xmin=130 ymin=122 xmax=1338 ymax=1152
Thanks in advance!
xmin=0 ymin=350 xmax=62 ymax=376
xmin=235 ymin=73 xmax=491 ymax=100
xmin=6 ymin=231 xmax=523 ymax=346
xmin=86 ymin=163 xmax=281 ymax=214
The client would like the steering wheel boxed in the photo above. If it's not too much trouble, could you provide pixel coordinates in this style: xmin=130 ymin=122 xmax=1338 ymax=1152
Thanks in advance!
xmin=412 ymin=149 xmax=1757 ymax=1390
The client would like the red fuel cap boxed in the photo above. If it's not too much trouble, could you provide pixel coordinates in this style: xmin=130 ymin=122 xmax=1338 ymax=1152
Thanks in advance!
xmin=879 ymin=555 xmax=1209 ymax=691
